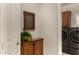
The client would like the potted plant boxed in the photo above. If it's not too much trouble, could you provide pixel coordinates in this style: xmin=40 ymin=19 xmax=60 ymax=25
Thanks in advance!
xmin=21 ymin=31 xmax=32 ymax=42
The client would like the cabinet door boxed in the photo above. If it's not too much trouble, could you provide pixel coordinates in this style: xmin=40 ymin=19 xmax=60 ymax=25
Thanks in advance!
xmin=62 ymin=11 xmax=71 ymax=27
xmin=33 ymin=39 xmax=43 ymax=55
xmin=21 ymin=42 xmax=33 ymax=55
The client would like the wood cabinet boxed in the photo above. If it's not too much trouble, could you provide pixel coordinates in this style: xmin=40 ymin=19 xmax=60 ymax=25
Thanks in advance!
xmin=21 ymin=38 xmax=43 ymax=55
xmin=62 ymin=11 xmax=71 ymax=27
xmin=33 ymin=39 xmax=43 ymax=55
xmin=21 ymin=41 xmax=33 ymax=55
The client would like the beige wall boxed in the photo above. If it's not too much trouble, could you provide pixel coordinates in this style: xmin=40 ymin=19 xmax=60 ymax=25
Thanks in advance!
xmin=39 ymin=4 xmax=59 ymax=55
xmin=0 ymin=3 xmax=59 ymax=55
xmin=21 ymin=3 xmax=59 ymax=55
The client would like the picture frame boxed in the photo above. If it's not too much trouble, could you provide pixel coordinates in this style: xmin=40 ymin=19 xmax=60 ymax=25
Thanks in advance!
xmin=23 ymin=11 xmax=35 ymax=30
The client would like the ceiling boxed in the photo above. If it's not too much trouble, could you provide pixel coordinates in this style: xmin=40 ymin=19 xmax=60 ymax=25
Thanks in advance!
xmin=61 ymin=3 xmax=75 ymax=6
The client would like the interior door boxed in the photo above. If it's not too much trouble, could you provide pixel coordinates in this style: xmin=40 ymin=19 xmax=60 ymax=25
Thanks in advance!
xmin=9 ymin=4 xmax=21 ymax=55
xmin=1 ymin=4 xmax=21 ymax=55
xmin=0 ymin=4 xmax=1 ymax=54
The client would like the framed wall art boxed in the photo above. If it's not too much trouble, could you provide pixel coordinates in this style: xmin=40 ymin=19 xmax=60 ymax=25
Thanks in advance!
xmin=23 ymin=11 xmax=35 ymax=30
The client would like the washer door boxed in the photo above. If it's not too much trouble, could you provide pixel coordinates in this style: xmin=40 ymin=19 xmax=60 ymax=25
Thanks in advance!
xmin=62 ymin=30 xmax=67 ymax=41
xmin=70 ymin=30 xmax=79 ymax=44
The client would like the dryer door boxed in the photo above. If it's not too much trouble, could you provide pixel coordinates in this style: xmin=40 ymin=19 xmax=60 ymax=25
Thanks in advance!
xmin=70 ymin=30 xmax=79 ymax=44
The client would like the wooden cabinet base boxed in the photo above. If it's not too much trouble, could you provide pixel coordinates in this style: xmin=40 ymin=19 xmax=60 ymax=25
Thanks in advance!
xmin=21 ymin=38 xmax=43 ymax=55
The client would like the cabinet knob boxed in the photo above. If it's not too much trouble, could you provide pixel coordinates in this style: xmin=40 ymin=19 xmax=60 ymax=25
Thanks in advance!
xmin=17 ymin=42 xmax=20 ymax=45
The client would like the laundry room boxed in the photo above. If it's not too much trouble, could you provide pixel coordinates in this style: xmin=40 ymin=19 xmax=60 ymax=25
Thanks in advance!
xmin=61 ymin=4 xmax=79 ymax=55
